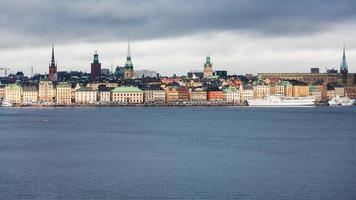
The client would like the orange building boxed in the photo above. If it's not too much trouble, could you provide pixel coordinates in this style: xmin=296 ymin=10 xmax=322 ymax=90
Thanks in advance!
xmin=207 ymin=90 xmax=224 ymax=101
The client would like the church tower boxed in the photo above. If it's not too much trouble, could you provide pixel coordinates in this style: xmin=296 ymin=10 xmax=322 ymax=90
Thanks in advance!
xmin=91 ymin=50 xmax=101 ymax=81
xmin=340 ymin=45 xmax=348 ymax=74
xmin=203 ymin=56 xmax=213 ymax=78
xmin=124 ymin=35 xmax=134 ymax=79
xmin=49 ymin=45 xmax=58 ymax=81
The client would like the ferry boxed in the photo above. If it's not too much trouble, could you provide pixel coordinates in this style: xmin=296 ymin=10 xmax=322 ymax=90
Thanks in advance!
xmin=1 ymin=100 xmax=13 ymax=107
xmin=328 ymin=96 xmax=355 ymax=106
xmin=247 ymin=94 xmax=316 ymax=107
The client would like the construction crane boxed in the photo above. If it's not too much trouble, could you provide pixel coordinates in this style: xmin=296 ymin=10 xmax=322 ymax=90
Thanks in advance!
xmin=0 ymin=67 xmax=10 ymax=77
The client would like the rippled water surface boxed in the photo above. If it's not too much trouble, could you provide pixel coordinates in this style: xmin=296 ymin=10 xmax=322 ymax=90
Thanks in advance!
xmin=1 ymin=107 xmax=356 ymax=199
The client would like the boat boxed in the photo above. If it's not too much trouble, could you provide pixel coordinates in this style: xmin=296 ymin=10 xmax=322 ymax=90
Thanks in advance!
xmin=328 ymin=96 xmax=355 ymax=106
xmin=247 ymin=94 xmax=316 ymax=107
xmin=1 ymin=100 xmax=13 ymax=107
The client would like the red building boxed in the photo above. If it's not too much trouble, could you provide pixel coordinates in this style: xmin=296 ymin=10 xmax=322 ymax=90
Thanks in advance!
xmin=207 ymin=90 xmax=224 ymax=101
xmin=177 ymin=86 xmax=189 ymax=101
xmin=90 ymin=50 xmax=101 ymax=81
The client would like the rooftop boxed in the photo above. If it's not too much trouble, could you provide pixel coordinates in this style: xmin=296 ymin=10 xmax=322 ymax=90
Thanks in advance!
xmin=111 ymin=86 xmax=142 ymax=93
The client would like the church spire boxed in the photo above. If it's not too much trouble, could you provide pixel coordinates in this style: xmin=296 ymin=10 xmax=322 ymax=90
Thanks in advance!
xmin=50 ymin=45 xmax=55 ymax=67
xmin=125 ymin=35 xmax=133 ymax=69
xmin=340 ymin=44 xmax=348 ymax=74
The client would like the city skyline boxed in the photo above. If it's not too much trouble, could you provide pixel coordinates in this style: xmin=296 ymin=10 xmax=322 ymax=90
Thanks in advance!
xmin=1 ymin=1 xmax=356 ymax=76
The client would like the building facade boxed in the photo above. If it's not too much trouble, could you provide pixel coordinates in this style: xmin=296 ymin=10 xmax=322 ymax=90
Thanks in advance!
xmin=56 ymin=82 xmax=72 ymax=104
xmin=39 ymin=80 xmax=55 ymax=103
xmin=5 ymin=84 xmax=22 ymax=103
xmin=22 ymin=86 xmax=38 ymax=103
xmin=190 ymin=88 xmax=207 ymax=101
xmin=223 ymin=87 xmax=240 ymax=103
xmin=75 ymin=87 xmax=97 ymax=104
xmin=207 ymin=90 xmax=224 ymax=101
xmin=144 ymin=89 xmax=165 ymax=102
xmin=111 ymin=86 xmax=143 ymax=104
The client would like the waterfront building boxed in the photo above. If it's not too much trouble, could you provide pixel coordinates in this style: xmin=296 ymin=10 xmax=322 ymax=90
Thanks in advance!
xmin=0 ymin=84 xmax=5 ymax=100
xmin=253 ymin=81 xmax=270 ymax=99
xmin=22 ymin=86 xmax=38 ymax=103
xmin=335 ymin=87 xmax=345 ymax=97
xmin=207 ymin=90 xmax=224 ymax=101
xmin=203 ymin=56 xmax=213 ymax=78
xmin=178 ymin=86 xmax=189 ymax=101
xmin=49 ymin=45 xmax=58 ymax=82
xmin=240 ymin=85 xmax=254 ymax=103
xmin=165 ymin=87 xmax=179 ymax=102
xmin=309 ymin=85 xmax=324 ymax=101
xmin=223 ymin=87 xmax=240 ymax=103
xmin=144 ymin=89 xmax=165 ymax=103
xmin=124 ymin=36 xmax=134 ymax=79
xmin=5 ymin=84 xmax=22 ymax=103
xmin=111 ymin=86 xmax=143 ymax=104
xmin=39 ymin=80 xmax=54 ymax=103
xmin=345 ymin=86 xmax=356 ymax=99
xmin=56 ymin=82 xmax=72 ymax=104
xmin=292 ymin=85 xmax=310 ymax=97
xmin=75 ymin=87 xmax=97 ymax=104
xmin=90 ymin=50 xmax=101 ymax=81
xmin=98 ymin=86 xmax=112 ymax=102
xmin=283 ymin=81 xmax=293 ymax=97
xmin=190 ymin=88 xmax=207 ymax=101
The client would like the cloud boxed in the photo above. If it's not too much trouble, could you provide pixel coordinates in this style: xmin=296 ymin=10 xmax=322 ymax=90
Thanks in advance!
xmin=1 ymin=0 xmax=356 ymax=48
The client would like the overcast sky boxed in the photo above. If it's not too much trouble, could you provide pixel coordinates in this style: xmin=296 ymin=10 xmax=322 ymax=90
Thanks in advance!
xmin=1 ymin=0 xmax=356 ymax=76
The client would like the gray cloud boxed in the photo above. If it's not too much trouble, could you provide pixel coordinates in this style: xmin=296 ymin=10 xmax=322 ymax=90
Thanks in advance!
xmin=1 ymin=0 xmax=356 ymax=48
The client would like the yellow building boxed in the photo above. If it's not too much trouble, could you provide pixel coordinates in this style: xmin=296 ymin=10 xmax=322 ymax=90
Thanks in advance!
xmin=5 ymin=84 xmax=23 ymax=103
xmin=39 ymin=80 xmax=54 ymax=103
xmin=56 ymin=82 xmax=72 ymax=104
xmin=190 ymin=88 xmax=207 ymax=101
xmin=253 ymin=84 xmax=270 ymax=99
xmin=292 ymin=85 xmax=310 ymax=97
xmin=22 ymin=86 xmax=38 ymax=103
xmin=165 ymin=87 xmax=179 ymax=102
xmin=111 ymin=86 xmax=143 ymax=104
xmin=240 ymin=85 xmax=254 ymax=103
xmin=284 ymin=85 xmax=293 ymax=97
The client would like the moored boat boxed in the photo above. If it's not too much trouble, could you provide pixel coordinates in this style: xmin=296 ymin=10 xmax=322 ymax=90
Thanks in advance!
xmin=328 ymin=96 xmax=355 ymax=106
xmin=1 ymin=100 xmax=13 ymax=107
xmin=248 ymin=94 xmax=316 ymax=107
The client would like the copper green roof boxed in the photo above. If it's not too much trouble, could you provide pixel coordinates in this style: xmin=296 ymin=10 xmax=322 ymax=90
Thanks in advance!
xmin=111 ymin=86 xmax=142 ymax=93
xmin=5 ymin=84 xmax=22 ymax=90
xmin=76 ymin=87 xmax=95 ymax=92
xmin=223 ymin=86 xmax=239 ymax=93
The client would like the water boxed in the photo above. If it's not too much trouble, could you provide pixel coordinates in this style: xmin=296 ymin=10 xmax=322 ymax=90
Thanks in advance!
xmin=0 ymin=107 xmax=356 ymax=199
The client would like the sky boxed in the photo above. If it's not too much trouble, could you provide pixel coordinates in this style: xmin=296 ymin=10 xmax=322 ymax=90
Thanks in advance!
xmin=1 ymin=0 xmax=356 ymax=76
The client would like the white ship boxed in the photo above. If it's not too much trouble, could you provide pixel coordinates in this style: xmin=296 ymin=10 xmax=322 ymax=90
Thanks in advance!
xmin=248 ymin=94 xmax=316 ymax=107
xmin=1 ymin=100 xmax=13 ymax=107
xmin=328 ymin=96 xmax=355 ymax=106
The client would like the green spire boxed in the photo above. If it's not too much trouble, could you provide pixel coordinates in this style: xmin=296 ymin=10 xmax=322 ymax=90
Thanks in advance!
xmin=204 ymin=55 xmax=212 ymax=68
xmin=93 ymin=50 xmax=99 ymax=64
xmin=125 ymin=35 xmax=133 ymax=69
xmin=340 ymin=44 xmax=348 ymax=73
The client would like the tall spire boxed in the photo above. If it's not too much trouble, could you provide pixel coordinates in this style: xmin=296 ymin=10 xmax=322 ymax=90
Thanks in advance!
xmin=50 ymin=45 xmax=56 ymax=67
xmin=125 ymin=34 xmax=133 ymax=69
xmin=340 ymin=44 xmax=348 ymax=74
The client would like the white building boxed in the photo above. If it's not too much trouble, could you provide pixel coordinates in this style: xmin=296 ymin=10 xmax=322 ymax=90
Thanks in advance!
xmin=75 ymin=87 xmax=97 ymax=104
xmin=144 ymin=89 xmax=165 ymax=102
xmin=223 ymin=87 xmax=240 ymax=103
